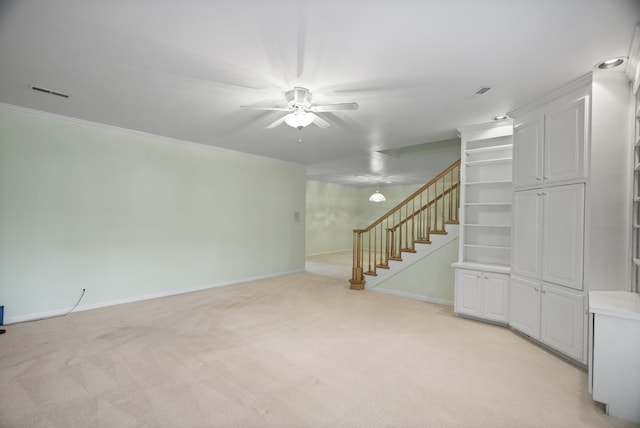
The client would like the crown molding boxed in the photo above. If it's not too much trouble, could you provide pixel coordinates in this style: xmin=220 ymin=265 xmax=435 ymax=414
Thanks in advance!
xmin=627 ymin=24 xmax=640 ymax=93
xmin=508 ymin=73 xmax=592 ymax=119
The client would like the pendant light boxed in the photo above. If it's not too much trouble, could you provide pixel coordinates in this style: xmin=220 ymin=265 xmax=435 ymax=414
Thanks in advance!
xmin=369 ymin=188 xmax=386 ymax=202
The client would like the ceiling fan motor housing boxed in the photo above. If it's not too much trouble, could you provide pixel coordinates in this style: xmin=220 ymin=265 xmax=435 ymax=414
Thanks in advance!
xmin=287 ymin=87 xmax=312 ymax=109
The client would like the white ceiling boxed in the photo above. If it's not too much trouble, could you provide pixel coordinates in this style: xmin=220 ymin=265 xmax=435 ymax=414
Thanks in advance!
xmin=0 ymin=0 xmax=638 ymax=187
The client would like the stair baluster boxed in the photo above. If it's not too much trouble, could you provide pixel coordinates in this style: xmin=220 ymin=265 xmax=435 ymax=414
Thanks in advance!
xmin=349 ymin=160 xmax=461 ymax=290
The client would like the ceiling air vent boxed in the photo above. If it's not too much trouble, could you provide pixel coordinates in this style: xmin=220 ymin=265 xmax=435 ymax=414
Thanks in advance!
xmin=475 ymin=86 xmax=492 ymax=95
xmin=31 ymin=86 xmax=70 ymax=98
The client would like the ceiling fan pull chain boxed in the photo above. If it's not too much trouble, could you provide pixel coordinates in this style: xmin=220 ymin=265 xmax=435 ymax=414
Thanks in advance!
xmin=298 ymin=128 xmax=303 ymax=143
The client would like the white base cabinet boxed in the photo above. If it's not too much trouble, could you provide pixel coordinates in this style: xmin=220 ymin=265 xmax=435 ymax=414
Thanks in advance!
xmin=510 ymin=275 xmax=585 ymax=363
xmin=589 ymin=292 xmax=640 ymax=424
xmin=540 ymin=284 xmax=585 ymax=362
xmin=455 ymin=267 xmax=509 ymax=324
xmin=509 ymin=276 xmax=541 ymax=338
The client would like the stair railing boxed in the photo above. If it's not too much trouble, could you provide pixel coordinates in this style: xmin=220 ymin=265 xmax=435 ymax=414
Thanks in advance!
xmin=350 ymin=160 xmax=460 ymax=290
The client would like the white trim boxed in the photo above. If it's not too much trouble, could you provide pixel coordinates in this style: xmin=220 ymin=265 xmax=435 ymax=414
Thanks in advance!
xmin=457 ymin=120 xmax=513 ymax=140
xmin=508 ymin=73 xmax=593 ymax=119
xmin=3 ymin=269 xmax=305 ymax=325
xmin=451 ymin=262 xmax=511 ymax=274
xmin=627 ymin=24 xmax=640 ymax=92
xmin=305 ymin=249 xmax=352 ymax=257
xmin=0 ymin=102 xmax=304 ymax=168
xmin=370 ymin=287 xmax=453 ymax=306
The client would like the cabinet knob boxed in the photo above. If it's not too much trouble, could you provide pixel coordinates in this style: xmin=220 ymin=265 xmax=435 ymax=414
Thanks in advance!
xmin=536 ymin=177 xmax=542 ymax=181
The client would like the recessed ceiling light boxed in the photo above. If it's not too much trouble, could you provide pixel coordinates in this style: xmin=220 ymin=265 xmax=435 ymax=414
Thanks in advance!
xmin=597 ymin=58 xmax=625 ymax=70
xmin=492 ymin=115 xmax=509 ymax=121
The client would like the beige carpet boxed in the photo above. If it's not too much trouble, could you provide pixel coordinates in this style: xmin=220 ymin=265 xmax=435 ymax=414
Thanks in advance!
xmin=0 ymin=271 xmax=635 ymax=428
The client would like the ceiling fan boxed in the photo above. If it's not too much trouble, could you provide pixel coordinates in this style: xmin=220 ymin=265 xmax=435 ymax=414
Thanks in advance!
xmin=243 ymin=87 xmax=359 ymax=130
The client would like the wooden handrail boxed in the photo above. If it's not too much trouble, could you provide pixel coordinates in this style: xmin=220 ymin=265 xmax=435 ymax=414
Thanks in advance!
xmin=389 ymin=184 xmax=459 ymax=232
xmin=349 ymin=159 xmax=460 ymax=290
xmin=358 ymin=160 xmax=461 ymax=233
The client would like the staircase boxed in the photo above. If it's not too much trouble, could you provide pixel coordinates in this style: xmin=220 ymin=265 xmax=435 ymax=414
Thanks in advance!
xmin=349 ymin=160 xmax=461 ymax=290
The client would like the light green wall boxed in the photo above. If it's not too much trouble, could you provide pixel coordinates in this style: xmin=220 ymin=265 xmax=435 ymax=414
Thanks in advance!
xmin=305 ymin=181 xmax=421 ymax=255
xmin=0 ymin=106 xmax=306 ymax=322
xmin=305 ymin=181 xmax=361 ymax=254
xmin=374 ymin=238 xmax=458 ymax=303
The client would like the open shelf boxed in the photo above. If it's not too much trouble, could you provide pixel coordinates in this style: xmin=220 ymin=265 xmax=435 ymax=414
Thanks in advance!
xmin=466 ymin=157 xmax=513 ymax=167
xmin=458 ymin=122 xmax=513 ymax=270
xmin=465 ymin=179 xmax=512 ymax=186
xmin=463 ymin=243 xmax=511 ymax=266
xmin=464 ymin=244 xmax=511 ymax=250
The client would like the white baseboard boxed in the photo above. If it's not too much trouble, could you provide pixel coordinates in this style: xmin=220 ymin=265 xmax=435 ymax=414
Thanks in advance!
xmin=4 ymin=269 xmax=305 ymax=325
xmin=306 ymin=249 xmax=352 ymax=256
xmin=370 ymin=287 xmax=453 ymax=306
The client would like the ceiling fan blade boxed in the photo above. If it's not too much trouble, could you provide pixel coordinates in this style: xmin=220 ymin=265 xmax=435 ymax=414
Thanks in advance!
xmin=241 ymin=105 xmax=291 ymax=112
xmin=310 ymin=102 xmax=359 ymax=112
xmin=323 ymin=76 xmax=435 ymax=95
xmin=319 ymin=112 xmax=362 ymax=132
xmin=310 ymin=113 xmax=330 ymax=128
xmin=266 ymin=115 xmax=288 ymax=129
xmin=296 ymin=0 xmax=308 ymax=80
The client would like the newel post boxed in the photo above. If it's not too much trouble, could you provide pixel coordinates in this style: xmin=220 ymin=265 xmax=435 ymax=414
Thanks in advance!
xmin=349 ymin=229 xmax=365 ymax=290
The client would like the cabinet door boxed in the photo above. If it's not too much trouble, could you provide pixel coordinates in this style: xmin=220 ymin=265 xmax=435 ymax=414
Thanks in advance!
xmin=454 ymin=269 xmax=483 ymax=318
xmin=542 ymin=184 xmax=585 ymax=290
xmin=512 ymin=189 xmax=543 ymax=279
xmin=510 ymin=276 xmax=541 ymax=339
xmin=483 ymin=272 xmax=509 ymax=323
xmin=540 ymin=284 xmax=585 ymax=362
xmin=513 ymin=116 xmax=544 ymax=189
xmin=544 ymin=97 xmax=587 ymax=184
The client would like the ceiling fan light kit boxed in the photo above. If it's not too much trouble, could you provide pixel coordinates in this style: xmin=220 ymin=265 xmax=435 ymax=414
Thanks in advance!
xmin=244 ymin=86 xmax=358 ymax=130
xmin=284 ymin=110 xmax=314 ymax=129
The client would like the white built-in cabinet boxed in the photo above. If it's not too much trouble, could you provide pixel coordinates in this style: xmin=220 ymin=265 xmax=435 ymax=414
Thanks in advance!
xmin=509 ymin=276 xmax=584 ymax=361
xmin=509 ymin=276 xmax=541 ymax=338
xmin=453 ymin=122 xmax=512 ymax=324
xmin=455 ymin=268 xmax=510 ymax=323
xmin=453 ymin=71 xmax=631 ymax=366
xmin=512 ymin=184 xmax=585 ymax=290
xmin=512 ymin=97 xmax=587 ymax=190
xmin=540 ymin=283 xmax=585 ymax=361
xmin=510 ymin=72 xmax=632 ymax=365
xmin=510 ymin=82 xmax=589 ymax=363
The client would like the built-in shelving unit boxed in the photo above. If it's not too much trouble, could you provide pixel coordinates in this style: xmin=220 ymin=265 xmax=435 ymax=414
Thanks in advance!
xmin=459 ymin=128 xmax=513 ymax=268
xmin=633 ymin=85 xmax=640 ymax=292
xmin=453 ymin=122 xmax=513 ymax=325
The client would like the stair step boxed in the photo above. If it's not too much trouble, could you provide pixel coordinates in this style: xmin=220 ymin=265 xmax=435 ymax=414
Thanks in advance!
xmin=364 ymin=270 xmax=377 ymax=277
xmin=445 ymin=220 xmax=460 ymax=225
xmin=388 ymin=256 xmax=403 ymax=261
xmin=376 ymin=264 xmax=390 ymax=269
xmin=400 ymin=248 xmax=417 ymax=253
xmin=430 ymin=230 xmax=448 ymax=235
xmin=415 ymin=239 xmax=432 ymax=244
